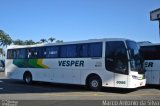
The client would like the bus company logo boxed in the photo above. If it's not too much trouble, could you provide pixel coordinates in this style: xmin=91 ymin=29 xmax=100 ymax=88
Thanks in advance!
xmin=58 ymin=60 xmax=84 ymax=67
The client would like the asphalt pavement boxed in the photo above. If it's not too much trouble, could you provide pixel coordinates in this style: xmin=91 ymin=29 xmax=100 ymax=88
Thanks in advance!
xmin=0 ymin=72 xmax=160 ymax=106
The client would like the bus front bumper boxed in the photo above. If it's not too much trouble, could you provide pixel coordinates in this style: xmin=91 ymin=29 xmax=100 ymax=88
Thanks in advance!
xmin=128 ymin=79 xmax=146 ymax=88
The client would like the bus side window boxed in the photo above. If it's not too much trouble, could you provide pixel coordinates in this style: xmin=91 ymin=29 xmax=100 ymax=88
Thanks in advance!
xmin=79 ymin=44 xmax=88 ymax=58
xmin=19 ymin=49 xmax=26 ymax=59
xmin=80 ymin=44 xmax=88 ymax=57
xmin=78 ymin=42 xmax=102 ymax=58
xmin=7 ymin=49 xmax=14 ymax=59
xmin=26 ymin=48 xmax=42 ymax=59
xmin=43 ymin=47 xmax=47 ymax=58
xmin=89 ymin=43 xmax=102 ymax=57
xmin=31 ymin=48 xmax=38 ymax=58
xmin=13 ymin=49 xmax=20 ymax=59
xmin=27 ymin=49 xmax=32 ymax=59
xmin=13 ymin=50 xmax=17 ymax=59
xmin=46 ymin=46 xmax=59 ymax=58
xmin=37 ymin=47 xmax=46 ymax=58
xmin=60 ymin=45 xmax=77 ymax=58
xmin=67 ymin=45 xmax=77 ymax=58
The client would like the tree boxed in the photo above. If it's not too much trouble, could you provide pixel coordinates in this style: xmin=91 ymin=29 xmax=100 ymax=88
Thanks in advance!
xmin=13 ymin=40 xmax=36 ymax=45
xmin=0 ymin=30 xmax=12 ymax=59
xmin=0 ymin=30 xmax=12 ymax=47
xmin=40 ymin=39 xmax=47 ymax=43
xmin=35 ymin=41 xmax=41 ymax=44
xmin=4 ymin=34 xmax=12 ymax=47
xmin=13 ymin=39 xmax=24 ymax=45
xmin=0 ymin=30 xmax=6 ymax=46
xmin=56 ymin=40 xmax=63 ymax=43
xmin=24 ymin=40 xmax=35 ymax=45
xmin=48 ymin=37 xmax=55 ymax=43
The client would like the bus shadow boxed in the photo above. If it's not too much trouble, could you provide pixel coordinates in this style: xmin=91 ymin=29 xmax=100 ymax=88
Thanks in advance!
xmin=0 ymin=78 xmax=139 ymax=94
xmin=101 ymin=87 xmax=138 ymax=94
xmin=141 ymin=84 xmax=160 ymax=90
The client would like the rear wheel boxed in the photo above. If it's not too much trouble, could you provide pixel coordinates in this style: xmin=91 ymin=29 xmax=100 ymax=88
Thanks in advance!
xmin=87 ymin=76 xmax=102 ymax=91
xmin=23 ymin=72 xmax=32 ymax=84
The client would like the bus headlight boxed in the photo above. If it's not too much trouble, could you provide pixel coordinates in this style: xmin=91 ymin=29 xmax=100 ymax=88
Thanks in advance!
xmin=132 ymin=75 xmax=138 ymax=79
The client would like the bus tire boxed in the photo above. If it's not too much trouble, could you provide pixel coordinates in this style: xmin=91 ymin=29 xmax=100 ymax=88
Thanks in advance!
xmin=87 ymin=75 xmax=102 ymax=91
xmin=23 ymin=72 xmax=32 ymax=84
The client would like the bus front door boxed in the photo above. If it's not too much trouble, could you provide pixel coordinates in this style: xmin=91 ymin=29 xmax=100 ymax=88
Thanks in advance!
xmin=105 ymin=41 xmax=128 ymax=88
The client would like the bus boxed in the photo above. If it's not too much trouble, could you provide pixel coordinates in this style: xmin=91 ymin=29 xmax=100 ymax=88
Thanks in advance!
xmin=6 ymin=38 xmax=146 ymax=91
xmin=140 ymin=43 xmax=160 ymax=85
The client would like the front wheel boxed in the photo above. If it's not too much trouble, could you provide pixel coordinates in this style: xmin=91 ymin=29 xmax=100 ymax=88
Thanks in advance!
xmin=87 ymin=76 xmax=102 ymax=91
xmin=23 ymin=72 xmax=32 ymax=84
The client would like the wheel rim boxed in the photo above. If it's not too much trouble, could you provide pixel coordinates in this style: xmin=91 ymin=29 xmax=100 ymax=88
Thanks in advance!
xmin=91 ymin=80 xmax=99 ymax=88
xmin=25 ymin=75 xmax=31 ymax=83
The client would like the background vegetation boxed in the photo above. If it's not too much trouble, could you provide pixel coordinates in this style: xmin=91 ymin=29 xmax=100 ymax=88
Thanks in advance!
xmin=0 ymin=29 xmax=63 ymax=58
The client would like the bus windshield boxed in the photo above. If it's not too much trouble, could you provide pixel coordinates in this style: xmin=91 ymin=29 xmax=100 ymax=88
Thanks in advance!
xmin=126 ymin=40 xmax=144 ymax=74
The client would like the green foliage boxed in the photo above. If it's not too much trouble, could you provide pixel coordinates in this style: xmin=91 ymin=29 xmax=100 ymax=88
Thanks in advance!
xmin=13 ymin=39 xmax=24 ymax=45
xmin=0 ymin=29 xmax=63 ymax=46
xmin=24 ymin=40 xmax=36 ymax=45
xmin=40 ymin=39 xmax=48 ymax=43
xmin=56 ymin=40 xmax=63 ymax=43
xmin=48 ymin=37 xmax=56 ymax=43
xmin=13 ymin=39 xmax=37 ymax=45
xmin=0 ymin=30 xmax=12 ymax=47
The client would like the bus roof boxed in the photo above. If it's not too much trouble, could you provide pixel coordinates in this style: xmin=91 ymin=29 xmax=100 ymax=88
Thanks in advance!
xmin=7 ymin=38 xmax=133 ymax=49
xmin=140 ymin=43 xmax=160 ymax=47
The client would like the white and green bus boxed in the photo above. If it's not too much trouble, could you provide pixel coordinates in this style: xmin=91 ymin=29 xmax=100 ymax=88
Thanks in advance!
xmin=6 ymin=38 xmax=146 ymax=91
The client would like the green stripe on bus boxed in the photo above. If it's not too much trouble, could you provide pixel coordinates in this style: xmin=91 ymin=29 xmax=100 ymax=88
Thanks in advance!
xmin=13 ymin=59 xmax=48 ymax=68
